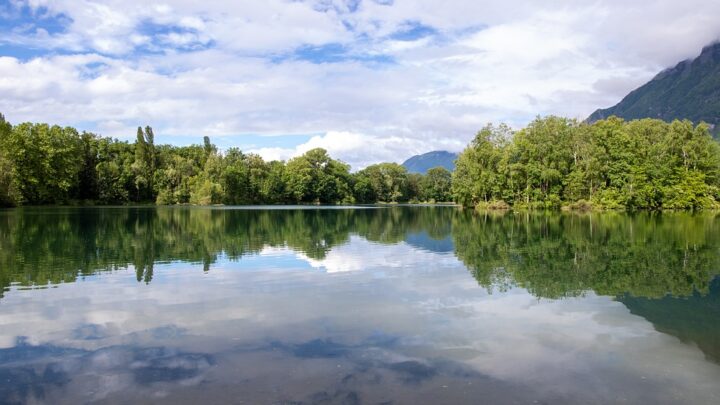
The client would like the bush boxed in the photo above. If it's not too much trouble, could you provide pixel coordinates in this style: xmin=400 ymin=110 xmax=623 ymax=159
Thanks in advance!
xmin=155 ymin=189 xmax=175 ymax=205
xmin=562 ymin=199 xmax=594 ymax=212
xmin=476 ymin=200 xmax=510 ymax=210
xmin=190 ymin=179 xmax=223 ymax=205
xmin=592 ymin=189 xmax=626 ymax=210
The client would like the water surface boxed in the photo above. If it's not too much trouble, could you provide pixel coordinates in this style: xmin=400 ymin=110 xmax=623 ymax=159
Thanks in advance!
xmin=0 ymin=206 xmax=719 ymax=404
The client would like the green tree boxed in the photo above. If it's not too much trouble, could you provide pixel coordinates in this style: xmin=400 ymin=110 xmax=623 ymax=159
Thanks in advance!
xmin=134 ymin=126 xmax=157 ymax=201
xmin=512 ymin=117 xmax=576 ymax=207
xmin=0 ymin=114 xmax=19 ymax=206
xmin=0 ymin=152 xmax=19 ymax=207
xmin=3 ymin=123 xmax=83 ymax=204
xmin=421 ymin=167 xmax=452 ymax=202
xmin=405 ymin=173 xmax=423 ymax=202
xmin=353 ymin=173 xmax=376 ymax=203
xmin=190 ymin=147 xmax=224 ymax=205
xmin=246 ymin=154 xmax=271 ymax=204
xmin=356 ymin=162 xmax=409 ymax=202
xmin=262 ymin=160 xmax=287 ymax=203
xmin=221 ymin=148 xmax=251 ymax=205
xmin=76 ymin=132 xmax=100 ymax=201
xmin=452 ymin=124 xmax=510 ymax=206
xmin=285 ymin=148 xmax=352 ymax=203
xmin=96 ymin=138 xmax=134 ymax=204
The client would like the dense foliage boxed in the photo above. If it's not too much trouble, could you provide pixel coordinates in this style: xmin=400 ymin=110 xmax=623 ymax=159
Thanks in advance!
xmin=1 ymin=113 xmax=719 ymax=209
xmin=0 ymin=114 xmax=451 ymax=206
xmin=452 ymin=116 xmax=720 ymax=209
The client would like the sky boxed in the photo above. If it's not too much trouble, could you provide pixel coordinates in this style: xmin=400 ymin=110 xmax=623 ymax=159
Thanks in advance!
xmin=1 ymin=0 xmax=720 ymax=170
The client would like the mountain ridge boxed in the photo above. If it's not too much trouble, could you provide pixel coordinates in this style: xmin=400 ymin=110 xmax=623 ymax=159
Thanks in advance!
xmin=402 ymin=151 xmax=458 ymax=174
xmin=588 ymin=41 xmax=720 ymax=134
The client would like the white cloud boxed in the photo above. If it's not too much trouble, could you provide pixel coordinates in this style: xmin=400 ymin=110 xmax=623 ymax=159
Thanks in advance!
xmin=1 ymin=239 xmax=720 ymax=403
xmin=1 ymin=0 xmax=720 ymax=169
xmin=250 ymin=130 xmax=466 ymax=169
xmin=296 ymin=235 xmax=460 ymax=272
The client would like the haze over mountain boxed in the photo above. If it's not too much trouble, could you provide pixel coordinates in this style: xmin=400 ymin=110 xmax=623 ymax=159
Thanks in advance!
xmin=402 ymin=151 xmax=458 ymax=174
xmin=588 ymin=42 xmax=720 ymax=133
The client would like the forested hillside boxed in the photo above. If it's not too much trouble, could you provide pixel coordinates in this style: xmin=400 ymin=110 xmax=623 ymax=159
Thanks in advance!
xmin=588 ymin=42 xmax=720 ymax=135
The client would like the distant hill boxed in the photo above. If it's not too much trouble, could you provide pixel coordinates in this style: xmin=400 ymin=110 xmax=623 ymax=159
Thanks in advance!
xmin=588 ymin=42 xmax=720 ymax=134
xmin=402 ymin=151 xmax=458 ymax=174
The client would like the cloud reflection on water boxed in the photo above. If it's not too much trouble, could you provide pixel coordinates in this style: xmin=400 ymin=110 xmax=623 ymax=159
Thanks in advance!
xmin=0 ymin=207 xmax=719 ymax=404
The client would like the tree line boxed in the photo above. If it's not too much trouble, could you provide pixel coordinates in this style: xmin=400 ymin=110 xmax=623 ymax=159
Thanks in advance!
xmin=0 ymin=113 xmax=452 ymax=207
xmin=453 ymin=116 xmax=720 ymax=209
xmin=2 ymin=112 xmax=719 ymax=209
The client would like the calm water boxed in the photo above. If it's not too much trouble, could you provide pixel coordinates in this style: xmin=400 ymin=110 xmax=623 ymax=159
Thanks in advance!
xmin=1 ymin=206 xmax=719 ymax=404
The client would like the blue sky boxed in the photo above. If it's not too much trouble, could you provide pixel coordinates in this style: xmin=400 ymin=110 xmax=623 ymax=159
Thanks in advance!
xmin=1 ymin=0 xmax=720 ymax=169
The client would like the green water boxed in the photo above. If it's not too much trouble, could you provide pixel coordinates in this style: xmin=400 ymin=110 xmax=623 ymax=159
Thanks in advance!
xmin=0 ymin=206 xmax=719 ymax=404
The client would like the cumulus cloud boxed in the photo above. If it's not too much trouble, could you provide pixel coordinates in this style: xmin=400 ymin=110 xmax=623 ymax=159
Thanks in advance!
xmin=1 ymin=0 xmax=719 ymax=168
xmin=250 ymin=131 xmax=466 ymax=169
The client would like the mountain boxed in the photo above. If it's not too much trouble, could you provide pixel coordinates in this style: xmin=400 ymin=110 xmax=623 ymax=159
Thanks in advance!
xmin=402 ymin=151 xmax=458 ymax=174
xmin=588 ymin=42 xmax=720 ymax=133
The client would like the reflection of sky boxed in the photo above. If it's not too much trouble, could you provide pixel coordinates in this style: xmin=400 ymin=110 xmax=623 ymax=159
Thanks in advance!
xmin=1 ymin=238 xmax=720 ymax=403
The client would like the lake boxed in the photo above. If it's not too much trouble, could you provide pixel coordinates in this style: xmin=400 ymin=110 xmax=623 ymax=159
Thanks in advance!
xmin=0 ymin=206 xmax=719 ymax=404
